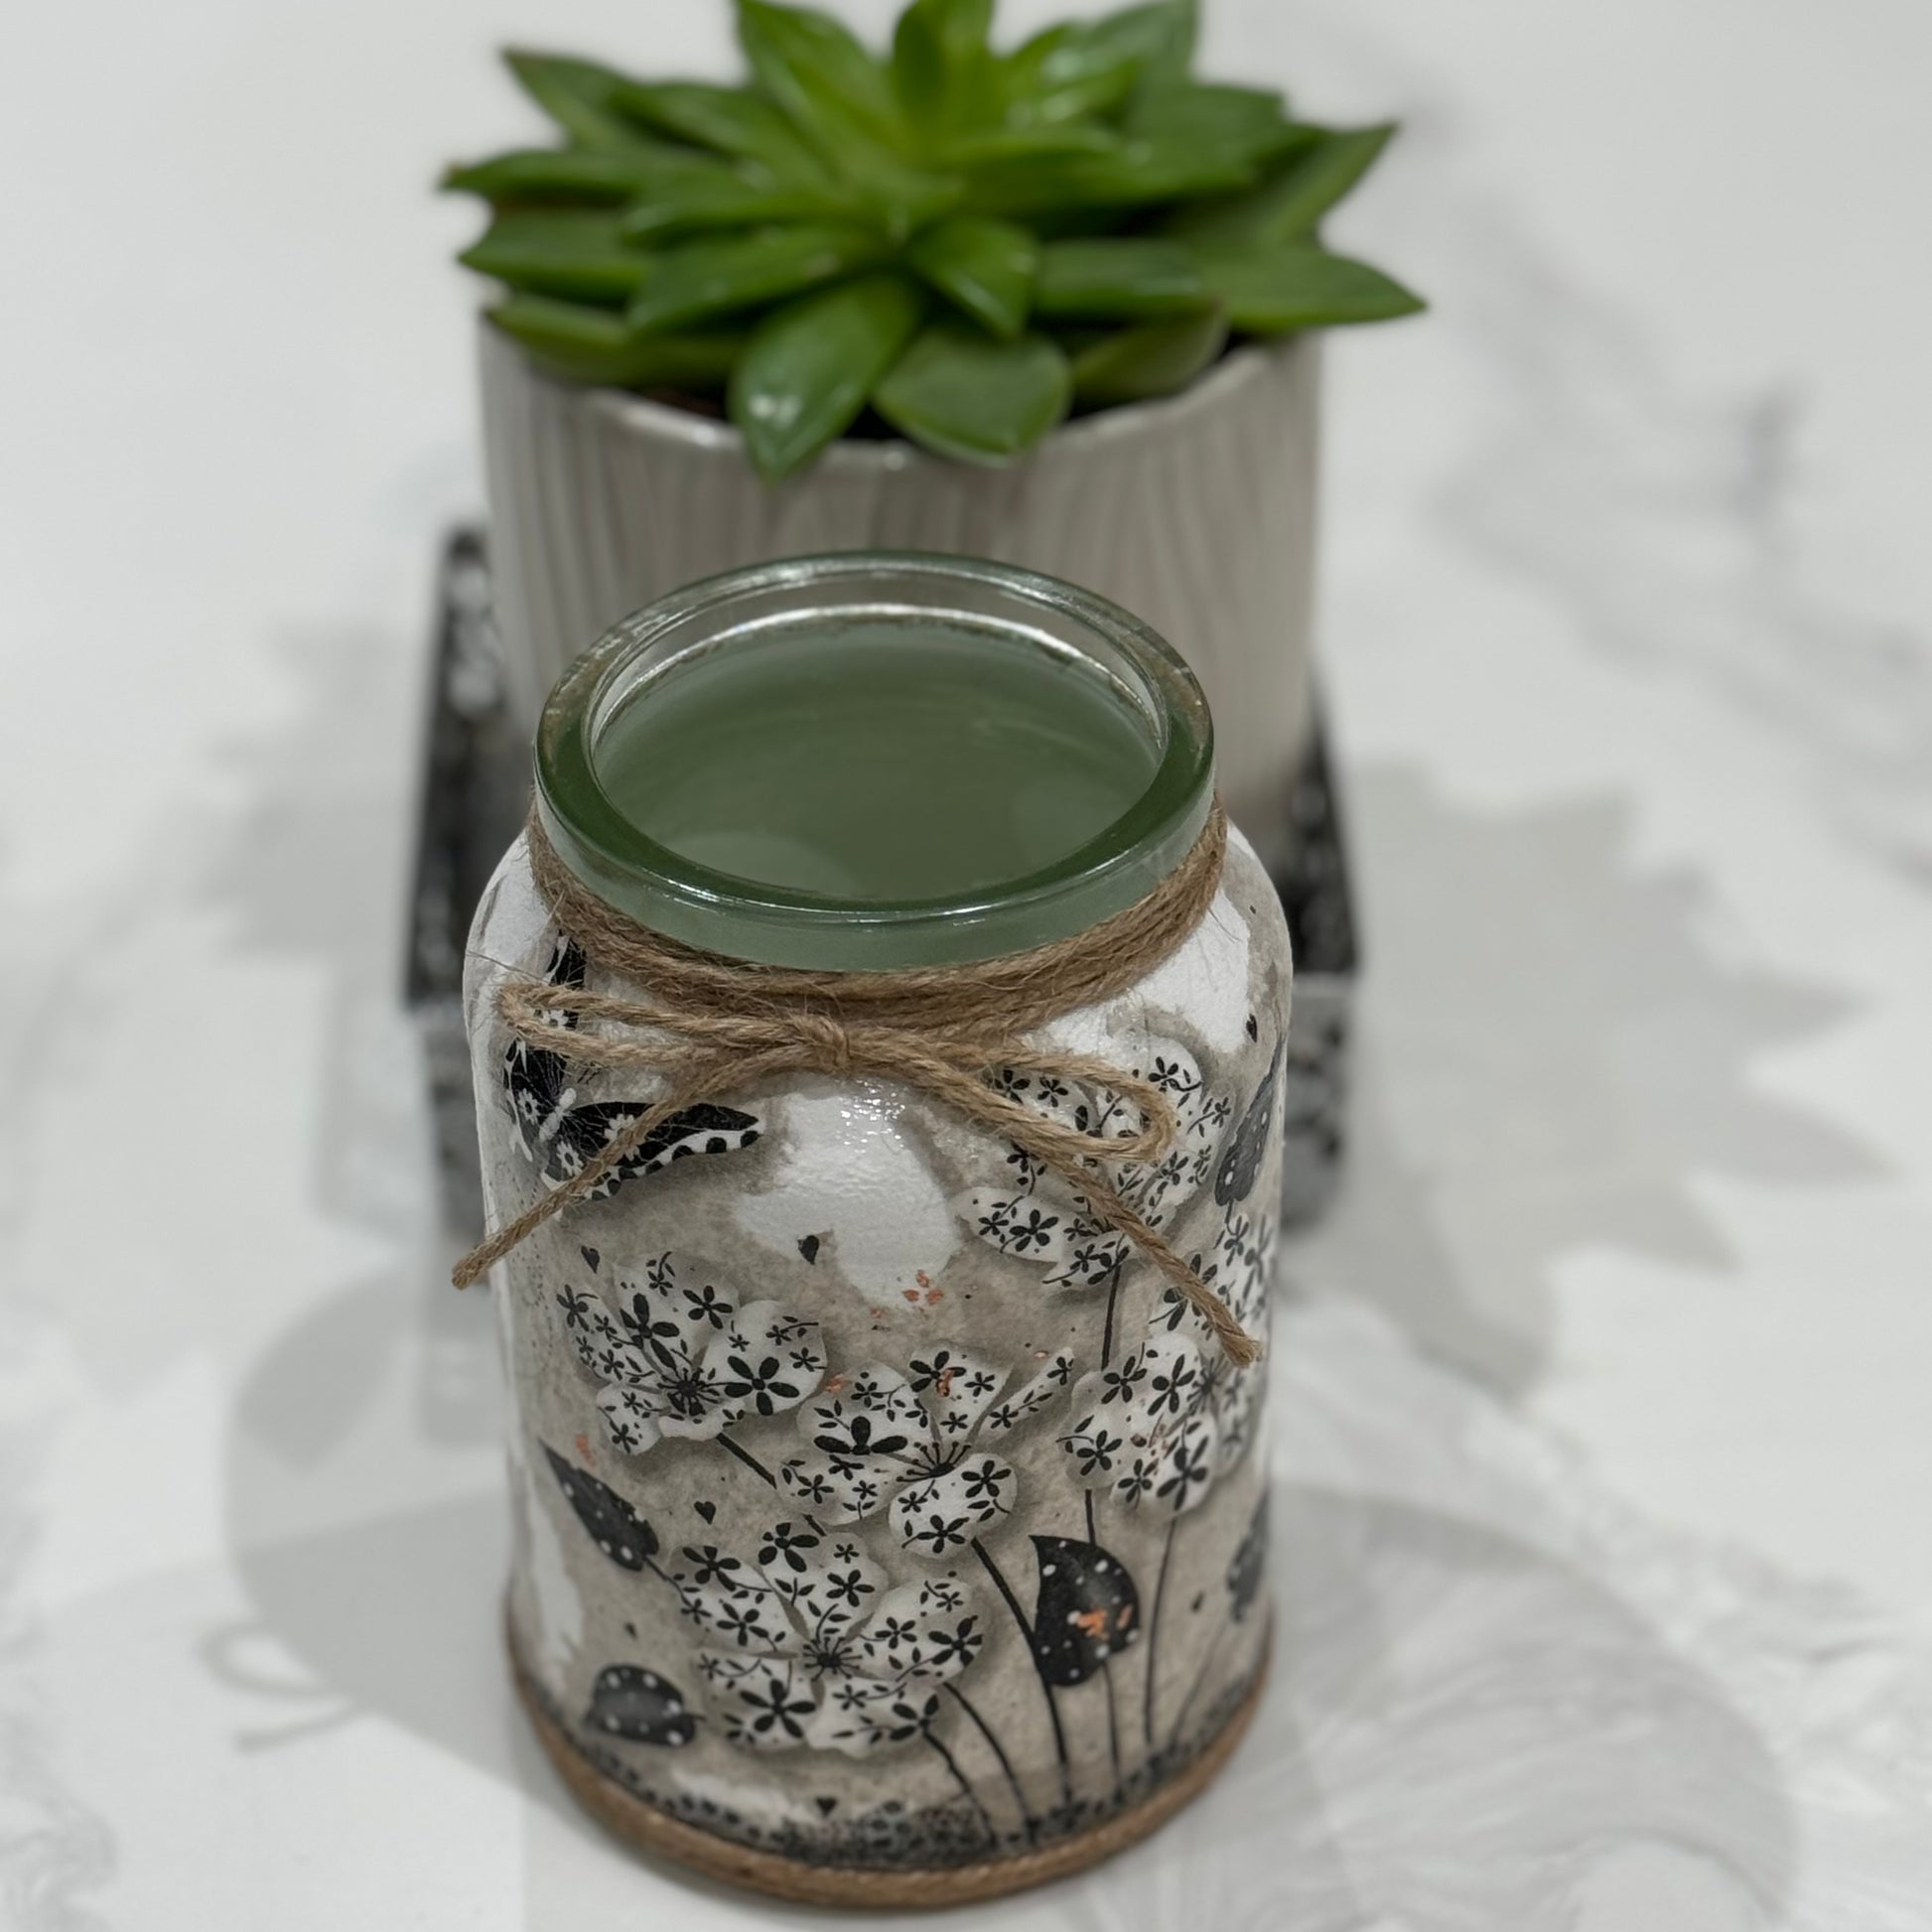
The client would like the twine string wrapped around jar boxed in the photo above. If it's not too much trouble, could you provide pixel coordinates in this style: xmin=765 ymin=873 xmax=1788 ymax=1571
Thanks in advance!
xmin=452 ymin=801 xmax=1261 ymax=1368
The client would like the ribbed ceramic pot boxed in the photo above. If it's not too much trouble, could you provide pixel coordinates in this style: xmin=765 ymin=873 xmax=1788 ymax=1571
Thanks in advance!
xmin=464 ymin=556 xmax=1288 ymax=1905
xmin=479 ymin=323 xmax=1319 ymax=878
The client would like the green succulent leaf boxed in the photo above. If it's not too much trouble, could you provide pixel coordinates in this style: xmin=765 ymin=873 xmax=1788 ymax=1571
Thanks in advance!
xmin=738 ymin=0 xmax=909 ymax=163
xmin=1068 ymin=305 xmax=1229 ymax=408
xmin=874 ymin=324 xmax=1071 ymax=463
xmin=607 ymin=80 xmax=830 ymax=182
xmin=937 ymin=121 xmax=1121 ymax=166
xmin=1091 ymin=0 xmax=1199 ymax=80
xmin=867 ymin=166 xmax=968 ymax=242
xmin=462 ymin=5 xmax=1419 ymax=475
xmin=998 ymin=25 xmax=1138 ymax=124
xmin=442 ymin=146 xmax=695 ymax=206
xmin=1123 ymin=80 xmax=1310 ymax=174
xmin=625 ymin=222 xmax=886 ymax=332
xmin=620 ymin=163 xmax=856 ymax=242
xmin=461 ymin=210 xmax=650 ymax=304
xmin=1165 ymin=123 xmax=1396 ymax=248
xmin=730 ymin=271 xmax=926 ymax=479
xmin=893 ymin=0 xmax=997 ymax=135
xmin=1035 ymin=237 xmax=1211 ymax=320
xmin=905 ymin=216 xmax=1036 ymax=338
xmin=503 ymin=52 xmax=654 ymax=152
xmin=1003 ymin=1 xmax=1196 ymax=125
xmin=967 ymin=138 xmax=1253 ymax=217
xmin=1190 ymin=243 xmax=1425 ymax=333
xmin=489 ymin=296 xmax=744 ymax=388
xmin=736 ymin=2 xmax=960 ymax=238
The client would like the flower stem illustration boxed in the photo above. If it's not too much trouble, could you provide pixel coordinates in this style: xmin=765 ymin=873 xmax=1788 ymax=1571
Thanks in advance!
xmin=924 ymin=1730 xmax=996 ymax=1846
xmin=972 ymin=1537 xmax=1075 ymax=1812
xmin=721 ymin=1435 xmax=778 ymax=1487
xmin=1142 ymin=1518 xmax=1180 ymax=1749
xmin=1084 ymin=1490 xmax=1126 ymax=1792
xmin=945 ymin=1683 xmax=1036 ymax=1843
xmin=1167 ymin=1625 xmax=1223 ymax=1747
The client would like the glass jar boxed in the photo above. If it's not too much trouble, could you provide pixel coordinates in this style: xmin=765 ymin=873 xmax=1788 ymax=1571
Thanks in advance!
xmin=465 ymin=554 xmax=1291 ymax=1905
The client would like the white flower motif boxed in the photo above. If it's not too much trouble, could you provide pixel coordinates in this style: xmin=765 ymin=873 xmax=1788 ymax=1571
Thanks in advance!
xmin=1058 ymin=1201 xmax=1274 ymax=1519
xmin=777 ymin=1347 xmax=1072 ymax=1559
xmin=953 ymin=1039 xmax=1231 ymax=1290
xmin=671 ymin=1521 xmax=984 ymax=1755
xmin=555 ymin=1249 xmax=825 ymax=1456
xmin=1153 ymin=1207 xmax=1275 ymax=1343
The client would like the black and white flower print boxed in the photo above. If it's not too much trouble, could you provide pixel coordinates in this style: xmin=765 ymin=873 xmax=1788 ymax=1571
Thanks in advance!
xmin=670 ymin=1521 xmax=984 ymax=1755
xmin=1056 ymin=1316 xmax=1262 ymax=1520
xmin=558 ymin=1249 xmax=826 ymax=1455
xmin=1068 ymin=1196 xmax=1275 ymax=1514
xmin=503 ymin=933 xmax=761 ymax=1199
xmin=776 ymin=1348 xmax=1072 ymax=1559
xmin=954 ymin=1038 xmax=1232 ymax=1291
xmin=1155 ymin=1206 xmax=1274 ymax=1341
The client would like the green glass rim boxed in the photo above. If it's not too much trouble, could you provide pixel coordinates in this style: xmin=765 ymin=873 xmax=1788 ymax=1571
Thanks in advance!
xmin=533 ymin=552 xmax=1216 ymax=970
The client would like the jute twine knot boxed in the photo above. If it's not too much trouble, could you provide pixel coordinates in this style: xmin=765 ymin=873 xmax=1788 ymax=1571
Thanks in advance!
xmin=452 ymin=802 xmax=1260 ymax=1367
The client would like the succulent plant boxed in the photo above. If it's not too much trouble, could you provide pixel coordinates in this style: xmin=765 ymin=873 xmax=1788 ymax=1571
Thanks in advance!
xmin=446 ymin=0 xmax=1421 ymax=481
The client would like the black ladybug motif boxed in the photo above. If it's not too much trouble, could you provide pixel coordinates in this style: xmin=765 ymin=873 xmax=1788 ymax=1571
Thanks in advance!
xmin=1029 ymin=1535 xmax=1141 ymax=1686
xmin=1214 ymin=1038 xmax=1285 ymax=1207
xmin=503 ymin=935 xmax=761 ymax=1199
xmin=1226 ymin=1489 xmax=1270 ymax=1623
xmin=585 ymin=1664 xmax=697 ymax=1746
xmin=541 ymin=1444 xmax=658 ymax=1570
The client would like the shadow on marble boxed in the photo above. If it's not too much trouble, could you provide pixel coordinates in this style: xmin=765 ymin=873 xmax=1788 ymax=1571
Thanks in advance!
xmin=1287 ymin=765 xmax=1877 ymax=1389
xmin=0 ymin=618 xmax=442 ymax=1931
xmin=212 ymin=1265 xmax=1794 ymax=1930
xmin=141 ymin=572 xmax=1804 ymax=1925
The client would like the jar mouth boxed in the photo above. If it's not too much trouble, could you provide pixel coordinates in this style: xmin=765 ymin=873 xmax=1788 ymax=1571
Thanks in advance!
xmin=534 ymin=553 xmax=1215 ymax=970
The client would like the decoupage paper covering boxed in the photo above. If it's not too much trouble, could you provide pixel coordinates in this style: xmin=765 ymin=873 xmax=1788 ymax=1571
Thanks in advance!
xmin=464 ymin=829 xmax=1291 ymax=1871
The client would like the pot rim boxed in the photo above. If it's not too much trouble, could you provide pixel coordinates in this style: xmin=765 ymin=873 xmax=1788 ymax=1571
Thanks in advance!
xmin=483 ymin=320 xmax=1303 ymax=474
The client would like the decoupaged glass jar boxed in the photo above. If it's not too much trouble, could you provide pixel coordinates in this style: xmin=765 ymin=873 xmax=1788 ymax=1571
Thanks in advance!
xmin=463 ymin=554 xmax=1292 ymax=1906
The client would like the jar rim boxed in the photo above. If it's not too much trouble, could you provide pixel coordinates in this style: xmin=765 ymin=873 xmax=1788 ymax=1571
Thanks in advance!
xmin=533 ymin=552 xmax=1216 ymax=970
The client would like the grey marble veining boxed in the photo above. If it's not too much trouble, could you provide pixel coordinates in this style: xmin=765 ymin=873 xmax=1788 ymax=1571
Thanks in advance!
xmin=5 ymin=2 xmax=1932 ymax=1926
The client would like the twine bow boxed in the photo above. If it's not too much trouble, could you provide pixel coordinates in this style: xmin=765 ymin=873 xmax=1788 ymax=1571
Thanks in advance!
xmin=452 ymin=804 xmax=1260 ymax=1368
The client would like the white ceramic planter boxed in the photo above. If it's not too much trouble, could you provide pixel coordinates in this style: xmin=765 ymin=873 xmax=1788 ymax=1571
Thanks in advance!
xmin=480 ymin=325 xmax=1320 ymax=877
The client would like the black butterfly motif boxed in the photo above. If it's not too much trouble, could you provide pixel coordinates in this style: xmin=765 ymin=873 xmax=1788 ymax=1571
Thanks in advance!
xmin=586 ymin=1664 xmax=697 ymax=1747
xmin=1226 ymin=1488 xmax=1270 ymax=1623
xmin=541 ymin=1444 xmax=658 ymax=1570
xmin=1214 ymin=1037 xmax=1285 ymax=1207
xmin=504 ymin=934 xmax=761 ymax=1199
xmin=1030 ymin=1535 xmax=1141 ymax=1686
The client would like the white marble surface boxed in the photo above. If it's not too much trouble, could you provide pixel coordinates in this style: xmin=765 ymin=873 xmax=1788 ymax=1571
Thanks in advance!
xmin=5 ymin=2 xmax=1932 ymax=1926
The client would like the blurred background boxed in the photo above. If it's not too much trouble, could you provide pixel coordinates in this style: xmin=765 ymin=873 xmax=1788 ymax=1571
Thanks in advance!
xmin=4 ymin=3 xmax=1931 ymax=1926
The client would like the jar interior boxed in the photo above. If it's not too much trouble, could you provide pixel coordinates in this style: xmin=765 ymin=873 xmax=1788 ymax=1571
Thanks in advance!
xmin=536 ymin=554 xmax=1214 ymax=970
xmin=593 ymin=612 xmax=1163 ymax=903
